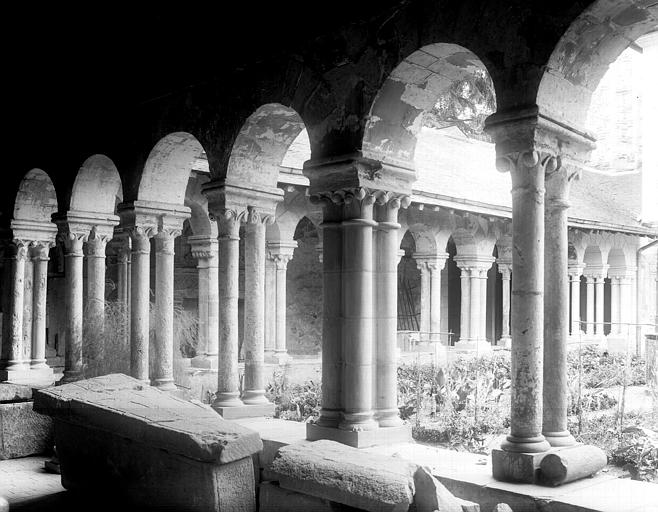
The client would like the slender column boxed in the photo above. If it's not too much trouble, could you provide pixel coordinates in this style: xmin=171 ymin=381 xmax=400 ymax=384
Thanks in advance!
xmin=429 ymin=255 xmax=448 ymax=337
xmin=458 ymin=266 xmax=471 ymax=341
xmin=152 ymin=227 xmax=179 ymax=391
xmin=269 ymin=243 xmax=295 ymax=359
xmin=585 ymin=275 xmax=595 ymax=336
xmin=498 ymin=150 xmax=552 ymax=453
xmin=498 ymin=263 xmax=512 ymax=345
xmin=595 ymin=274 xmax=606 ymax=337
xmin=568 ymin=264 xmax=584 ymax=336
xmin=417 ymin=259 xmax=431 ymax=338
xmin=315 ymin=208 xmax=342 ymax=428
xmin=479 ymin=267 xmax=489 ymax=342
xmin=60 ymin=232 xmax=86 ymax=384
xmin=116 ymin=240 xmax=131 ymax=338
xmin=2 ymin=242 xmax=29 ymax=372
xmin=22 ymin=255 xmax=33 ymax=363
xmin=610 ymin=277 xmax=621 ymax=335
xmin=214 ymin=212 xmax=243 ymax=408
xmin=340 ymin=189 xmax=377 ymax=431
xmin=374 ymin=195 xmax=407 ymax=427
xmin=189 ymin=237 xmax=219 ymax=367
xmin=542 ymin=163 xmax=577 ymax=447
xmin=242 ymin=208 xmax=270 ymax=405
xmin=469 ymin=267 xmax=482 ymax=341
xmin=129 ymin=228 xmax=151 ymax=383
xmin=85 ymin=230 xmax=110 ymax=332
xmin=619 ymin=274 xmax=634 ymax=333
xmin=31 ymin=243 xmax=53 ymax=369
xmin=264 ymin=254 xmax=277 ymax=360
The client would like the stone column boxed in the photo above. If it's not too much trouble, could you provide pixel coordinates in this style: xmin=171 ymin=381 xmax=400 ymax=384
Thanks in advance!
xmin=457 ymin=265 xmax=471 ymax=342
xmin=60 ymin=231 xmax=87 ymax=384
xmin=129 ymin=227 xmax=152 ymax=383
xmin=22 ymin=254 xmax=33 ymax=364
xmin=113 ymin=237 xmax=131 ymax=342
xmin=595 ymin=273 xmax=607 ymax=337
xmin=498 ymin=262 xmax=512 ymax=346
xmin=214 ymin=212 xmax=243 ymax=408
xmin=619 ymin=273 xmax=635 ymax=336
xmin=497 ymin=150 xmax=552 ymax=454
xmin=269 ymin=241 xmax=296 ymax=363
xmin=429 ymin=256 xmax=448 ymax=337
xmin=568 ymin=265 xmax=584 ymax=336
xmin=30 ymin=243 xmax=53 ymax=371
xmin=478 ymin=266 xmax=490 ymax=342
xmin=85 ymin=229 xmax=110 ymax=333
xmin=469 ymin=266 xmax=482 ymax=342
xmin=610 ymin=276 xmax=621 ymax=335
xmin=374 ymin=195 xmax=407 ymax=428
xmin=339 ymin=188 xmax=377 ymax=432
xmin=416 ymin=258 xmax=431 ymax=338
xmin=585 ymin=275 xmax=595 ymax=336
xmin=314 ymin=204 xmax=342 ymax=428
xmin=542 ymin=163 xmax=578 ymax=447
xmin=189 ymin=237 xmax=219 ymax=369
xmin=242 ymin=208 xmax=271 ymax=405
xmin=1 ymin=242 xmax=29 ymax=377
xmin=264 ymin=254 xmax=277 ymax=361
xmin=152 ymin=227 xmax=180 ymax=391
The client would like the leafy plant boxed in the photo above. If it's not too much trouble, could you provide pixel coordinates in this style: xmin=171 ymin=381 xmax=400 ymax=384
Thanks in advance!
xmin=266 ymin=369 xmax=321 ymax=422
xmin=611 ymin=426 xmax=658 ymax=482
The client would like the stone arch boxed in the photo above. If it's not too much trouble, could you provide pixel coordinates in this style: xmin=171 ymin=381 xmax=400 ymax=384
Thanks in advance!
xmin=607 ymin=247 xmax=627 ymax=268
xmin=138 ymin=132 xmax=206 ymax=205
xmin=227 ymin=104 xmax=307 ymax=191
xmin=583 ymin=245 xmax=604 ymax=267
xmin=70 ymin=155 xmax=122 ymax=214
xmin=13 ymin=169 xmax=58 ymax=223
xmin=268 ymin=189 xmax=313 ymax=243
xmin=537 ymin=0 xmax=657 ymax=129
xmin=362 ymin=42 xmax=496 ymax=168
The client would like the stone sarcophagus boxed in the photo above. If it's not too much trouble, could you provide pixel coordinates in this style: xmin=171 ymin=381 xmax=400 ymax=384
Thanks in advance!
xmin=33 ymin=374 xmax=262 ymax=511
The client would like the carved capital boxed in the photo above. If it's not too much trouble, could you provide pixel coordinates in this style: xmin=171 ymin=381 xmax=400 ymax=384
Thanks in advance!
xmin=86 ymin=227 xmax=112 ymax=257
xmin=497 ymin=262 xmax=512 ymax=279
xmin=30 ymin=241 xmax=54 ymax=261
xmin=154 ymin=227 xmax=180 ymax=255
xmin=240 ymin=206 xmax=275 ymax=226
xmin=128 ymin=226 xmax=154 ymax=254
xmin=57 ymin=230 xmax=87 ymax=256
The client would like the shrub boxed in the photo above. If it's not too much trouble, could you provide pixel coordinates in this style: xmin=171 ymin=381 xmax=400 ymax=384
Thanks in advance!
xmin=266 ymin=369 xmax=321 ymax=422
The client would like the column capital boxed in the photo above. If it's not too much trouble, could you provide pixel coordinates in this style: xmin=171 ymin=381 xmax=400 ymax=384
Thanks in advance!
xmin=29 ymin=241 xmax=54 ymax=260
xmin=414 ymin=252 xmax=449 ymax=272
xmin=497 ymin=260 xmax=512 ymax=278
xmin=583 ymin=264 xmax=609 ymax=280
xmin=86 ymin=227 xmax=112 ymax=257
xmin=2 ymin=239 xmax=30 ymax=261
xmin=188 ymin=235 xmax=219 ymax=262
xmin=454 ymin=255 xmax=494 ymax=273
xmin=568 ymin=262 xmax=586 ymax=277
xmin=608 ymin=266 xmax=637 ymax=279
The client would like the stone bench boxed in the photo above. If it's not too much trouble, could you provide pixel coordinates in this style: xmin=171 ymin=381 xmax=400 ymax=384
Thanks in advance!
xmin=33 ymin=373 xmax=263 ymax=511
xmin=265 ymin=439 xmax=481 ymax=512
xmin=0 ymin=382 xmax=52 ymax=459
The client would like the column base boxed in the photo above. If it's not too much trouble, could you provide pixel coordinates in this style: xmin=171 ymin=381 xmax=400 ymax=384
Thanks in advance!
xmin=190 ymin=355 xmax=219 ymax=369
xmin=59 ymin=370 xmax=83 ymax=385
xmin=497 ymin=336 xmax=512 ymax=349
xmin=492 ymin=448 xmax=547 ymax=484
xmin=1 ymin=367 xmax=50 ymax=385
xmin=152 ymin=379 xmax=177 ymax=392
xmin=543 ymin=431 xmax=577 ymax=448
xmin=306 ymin=422 xmax=412 ymax=448
xmin=213 ymin=402 xmax=275 ymax=419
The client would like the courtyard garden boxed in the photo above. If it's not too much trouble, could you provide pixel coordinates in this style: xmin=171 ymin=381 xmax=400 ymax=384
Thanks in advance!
xmin=266 ymin=344 xmax=658 ymax=484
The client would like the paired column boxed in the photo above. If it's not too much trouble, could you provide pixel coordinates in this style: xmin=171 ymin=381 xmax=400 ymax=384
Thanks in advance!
xmin=455 ymin=258 xmax=493 ymax=347
xmin=568 ymin=264 xmax=585 ymax=336
xmin=60 ymin=231 xmax=86 ymax=384
xmin=267 ymin=241 xmax=296 ymax=363
xmin=129 ymin=228 xmax=151 ymax=383
xmin=458 ymin=265 xmax=471 ymax=342
xmin=152 ymin=227 xmax=181 ymax=391
xmin=415 ymin=253 xmax=448 ymax=340
xmin=214 ymin=212 xmax=243 ymax=408
xmin=595 ymin=272 xmax=607 ymax=337
xmin=30 ymin=243 xmax=54 ymax=372
xmin=115 ymin=239 xmax=131 ymax=340
xmin=542 ymin=162 xmax=578 ymax=447
xmin=85 ymin=229 xmax=110 ymax=333
xmin=585 ymin=274 xmax=595 ymax=336
xmin=497 ymin=150 xmax=552 ymax=454
xmin=497 ymin=262 xmax=512 ymax=346
xmin=189 ymin=236 xmax=219 ymax=368
xmin=0 ymin=242 xmax=29 ymax=377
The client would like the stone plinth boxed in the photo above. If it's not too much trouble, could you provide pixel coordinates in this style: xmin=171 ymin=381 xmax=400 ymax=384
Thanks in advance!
xmin=491 ymin=448 xmax=546 ymax=484
xmin=0 ymin=383 xmax=53 ymax=460
xmin=33 ymin=373 xmax=262 ymax=511
xmin=306 ymin=422 xmax=412 ymax=449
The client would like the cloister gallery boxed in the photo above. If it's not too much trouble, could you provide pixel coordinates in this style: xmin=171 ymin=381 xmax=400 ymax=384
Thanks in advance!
xmin=1 ymin=0 xmax=657 ymax=509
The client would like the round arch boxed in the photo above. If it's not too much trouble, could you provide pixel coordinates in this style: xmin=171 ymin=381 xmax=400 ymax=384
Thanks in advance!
xmin=362 ymin=42 xmax=496 ymax=168
xmin=70 ymin=154 xmax=122 ymax=214
xmin=13 ymin=169 xmax=58 ymax=223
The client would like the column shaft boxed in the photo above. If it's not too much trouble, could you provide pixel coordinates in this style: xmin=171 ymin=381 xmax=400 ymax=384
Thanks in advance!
xmin=242 ymin=216 xmax=268 ymax=404
xmin=197 ymin=265 xmax=210 ymax=355
xmin=429 ymin=263 xmax=442 ymax=336
xmin=3 ymin=243 xmax=28 ymax=371
xmin=543 ymin=167 xmax=576 ymax=447
xmin=502 ymin=150 xmax=551 ymax=453
xmin=570 ymin=273 xmax=582 ymax=336
xmin=374 ymin=199 xmax=404 ymax=427
xmin=214 ymin=214 xmax=242 ymax=407
xmin=275 ymin=260 xmax=289 ymax=354
xmin=479 ymin=269 xmax=488 ymax=342
xmin=419 ymin=263 xmax=430 ymax=337
xmin=459 ymin=269 xmax=471 ymax=341
xmin=264 ymin=257 xmax=276 ymax=358
xmin=610 ymin=278 xmax=621 ymax=335
xmin=31 ymin=245 xmax=51 ymax=368
xmin=22 ymin=258 xmax=33 ymax=363
xmin=339 ymin=204 xmax=377 ymax=431
xmin=86 ymin=235 xmax=108 ymax=335
xmin=469 ymin=270 xmax=481 ymax=341
xmin=586 ymin=277 xmax=595 ymax=335
xmin=62 ymin=236 xmax=85 ymax=383
xmin=499 ymin=266 xmax=512 ymax=342
xmin=130 ymin=230 xmax=150 ymax=382
xmin=153 ymin=230 xmax=177 ymax=391
xmin=316 ymin=218 xmax=342 ymax=427
xmin=595 ymin=276 xmax=605 ymax=336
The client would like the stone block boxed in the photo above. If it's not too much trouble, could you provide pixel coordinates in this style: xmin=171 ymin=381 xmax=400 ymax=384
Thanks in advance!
xmin=34 ymin=373 xmax=264 ymax=511
xmin=413 ymin=466 xmax=463 ymax=512
xmin=306 ymin=422 xmax=412 ymax=448
xmin=270 ymin=439 xmax=417 ymax=512
xmin=0 ymin=383 xmax=33 ymax=403
xmin=0 ymin=401 xmax=53 ymax=459
xmin=491 ymin=448 xmax=546 ymax=484
xmin=214 ymin=402 xmax=276 ymax=420
xmin=539 ymin=444 xmax=607 ymax=486
xmin=259 ymin=481 xmax=334 ymax=512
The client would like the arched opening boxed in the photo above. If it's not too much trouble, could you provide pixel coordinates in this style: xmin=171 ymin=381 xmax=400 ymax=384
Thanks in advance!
xmin=398 ymin=230 xmax=420 ymax=333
